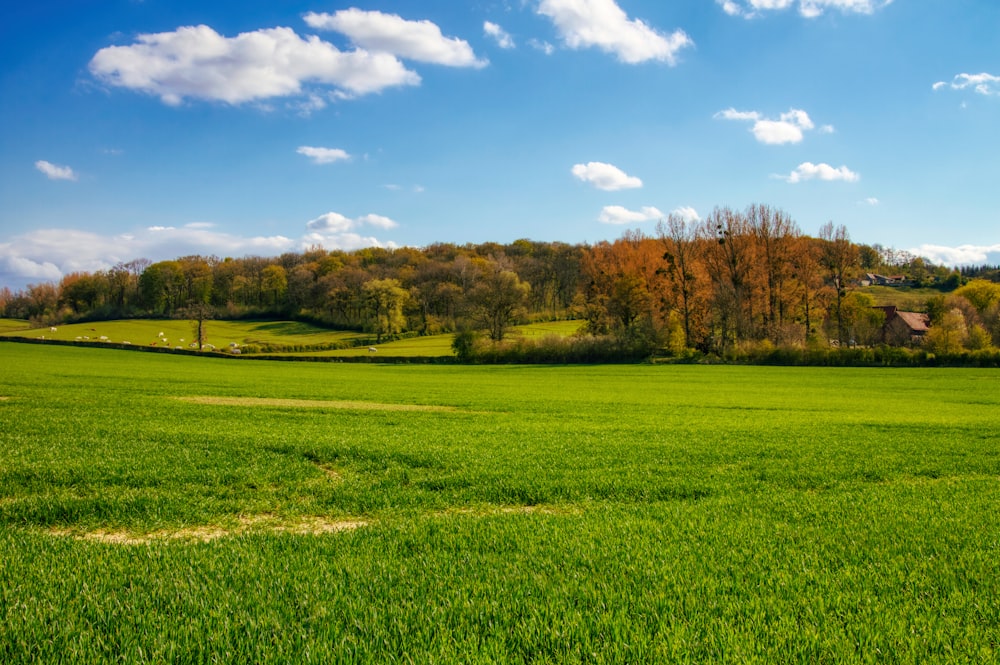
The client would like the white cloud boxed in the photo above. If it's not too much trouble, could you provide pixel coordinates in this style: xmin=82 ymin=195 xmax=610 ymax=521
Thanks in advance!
xmin=719 ymin=0 xmax=893 ymax=19
xmin=908 ymin=243 xmax=1000 ymax=267
xmin=537 ymin=0 xmax=693 ymax=65
xmin=671 ymin=206 xmax=701 ymax=222
xmin=861 ymin=197 xmax=879 ymax=206
xmin=0 ymin=216 xmax=399 ymax=288
xmin=306 ymin=212 xmax=399 ymax=232
xmin=484 ymin=21 xmax=515 ymax=49
xmin=357 ymin=214 xmax=399 ymax=230
xmin=571 ymin=161 xmax=642 ymax=191
xmin=529 ymin=39 xmax=555 ymax=55
xmin=89 ymin=24 xmax=421 ymax=105
xmin=780 ymin=162 xmax=860 ymax=183
xmin=933 ymin=72 xmax=1000 ymax=97
xmin=35 ymin=160 xmax=77 ymax=181
xmin=598 ymin=205 xmax=663 ymax=225
xmin=297 ymin=146 xmax=351 ymax=164
xmin=715 ymin=107 xmax=825 ymax=145
xmin=304 ymin=9 xmax=487 ymax=68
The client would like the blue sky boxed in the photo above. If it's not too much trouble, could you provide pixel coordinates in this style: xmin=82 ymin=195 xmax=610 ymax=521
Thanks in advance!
xmin=2 ymin=0 xmax=998 ymax=290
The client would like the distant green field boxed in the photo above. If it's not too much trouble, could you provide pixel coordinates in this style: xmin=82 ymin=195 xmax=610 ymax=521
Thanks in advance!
xmin=0 ymin=319 xmax=29 ymax=333
xmin=0 ymin=318 xmax=582 ymax=358
xmin=2 ymin=343 xmax=998 ymax=662
xmin=859 ymin=285 xmax=940 ymax=310
xmin=0 ymin=318 xmax=367 ymax=350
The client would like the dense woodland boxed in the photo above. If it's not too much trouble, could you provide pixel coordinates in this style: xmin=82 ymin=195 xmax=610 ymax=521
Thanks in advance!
xmin=4 ymin=204 xmax=1000 ymax=360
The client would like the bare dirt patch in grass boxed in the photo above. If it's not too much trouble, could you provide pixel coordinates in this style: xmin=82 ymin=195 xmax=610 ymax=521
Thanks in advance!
xmin=176 ymin=395 xmax=462 ymax=413
xmin=46 ymin=514 xmax=368 ymax=544
xmin=0 ymin=396 xmax=9 ymax=401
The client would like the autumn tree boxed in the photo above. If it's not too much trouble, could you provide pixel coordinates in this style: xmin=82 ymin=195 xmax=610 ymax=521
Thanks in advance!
xmin=656 ymin=213 xmax=703 ymax=349
xmin=818 ymin=222 xmax=858 ymax=345
xmin=702 ymin=207 xmax=755 ymax=348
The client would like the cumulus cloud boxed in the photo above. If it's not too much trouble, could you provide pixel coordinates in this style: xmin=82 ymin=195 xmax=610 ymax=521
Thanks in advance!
xmin=537 ymin=0 xmax=693 ymax=65
xmin=861 ymin=197 xmax=879 ymax=206
xmin=779 ymin=162 xmax=860 ymax=183
xmin=908 ymin=244 xmax=1000 ymax=267
xmin=719 ymin=0 xmax=894 ymax=19
xmin=671 ymin=206 xmax=701 ymax=222
xmin=303 ymin=9 xmax=487 ymax=67
xmin=35 ymin=160 xmax=77 ymax=181
xmin=933 ymin=72 xmax=1000 ymax=97
xmin=89 ymin=24 xmax=421 ymax=105
xmin=598 ymin=205 xmax=664 ymax=225
xmin=0 ymin=217 xmax=399 ymax=289
xmin=484 ymin=21 xmax=515 ymax=49
xmin=306 ymin=212 xmax=399 ymax=233
xmin=297 ymin=146 xmax=351 ymax=164
xmin=715 ymin=107 xmax=826 ymax=145
xmin=571 ymin=161 xmax=642 ymax=191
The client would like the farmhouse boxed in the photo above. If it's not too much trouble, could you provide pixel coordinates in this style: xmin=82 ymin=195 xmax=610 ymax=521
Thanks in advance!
xmin=864 ymin=273 xmax=908 ymax=287
xmin=878 ymin=306 xmax=930 ymax=345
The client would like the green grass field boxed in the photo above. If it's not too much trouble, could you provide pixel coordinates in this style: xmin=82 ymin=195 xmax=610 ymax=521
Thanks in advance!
xmin=1 ymin=342 xmax=999 ymax=662
xmin=0 ymin=318 xmax=584 ymax=358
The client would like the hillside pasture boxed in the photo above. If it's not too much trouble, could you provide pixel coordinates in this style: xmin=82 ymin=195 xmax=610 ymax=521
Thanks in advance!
xmin=0 ymin=318 xmax=367 ymax=350
xmin=1 ymin=343 xmax=999 ymax=662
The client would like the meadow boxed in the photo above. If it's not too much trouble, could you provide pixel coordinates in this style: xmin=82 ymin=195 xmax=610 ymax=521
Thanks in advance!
xmin=1 ymin=342 xmax=999 ymax=662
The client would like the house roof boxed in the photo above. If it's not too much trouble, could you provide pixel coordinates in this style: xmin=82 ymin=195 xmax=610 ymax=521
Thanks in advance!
xmin=894 ymin=310 xmax=930 ymax=333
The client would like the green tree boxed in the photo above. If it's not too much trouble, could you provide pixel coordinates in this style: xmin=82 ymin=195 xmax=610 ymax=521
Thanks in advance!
xmin=362 ymin=278 xmax=408 ymax=342
xmin=924 ymin=309 xmax=967 ymax=355
xmin=467 ymin=262 xmax=531 ymax=341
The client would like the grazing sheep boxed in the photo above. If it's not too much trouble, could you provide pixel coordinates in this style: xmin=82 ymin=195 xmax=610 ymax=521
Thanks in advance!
xmin=158 ymin=332 xmax=164 ymax=337
xmin=75 ymin=336 xmax=82 ymax=340
xmin=123 ymin=341 xmax=131 ymax=345
xmin=229 ymin=342 xmax=239 ymax=348
xmin=189 ymin=343 xmax=198 ymax=348
xmin=368 ymin=347 xmax=377 ymax=353
xmin=99 ymin=336 xmax=108 ymax=341
xmin=231 ymin=348 xmax=242 ymax=354
xmin=50 ymin=327 xmax=57 ymax=332
xmin=83 ymin=336 xmax=89 ymax=340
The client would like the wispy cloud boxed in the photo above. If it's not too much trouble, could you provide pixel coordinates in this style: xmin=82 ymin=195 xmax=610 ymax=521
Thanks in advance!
xmin=484 ymin=21 xmax=515 ymax=49
xmin=719 ymin=0 xmax=894 ymax=19
xmin=778 ymin=162 xmax=860 ymax=183
xmin=715 ymin=107 xmax=828 ymax=145
xmin=297 ymin=146 xmax=351 ymax=164
xmin=933 ymin=72 xmax=1000 ymax=97
xmin=572 ymin=161 xmax=642 ymax=191
xmin=598 ymin=205 xmax=663 ymax=225
xmin=0 ymin=217 xmax=399 ymax=288
xmin=35 ymin=160 xmax=77 ymax=181
xmin=537 ymin=0 xmax=693 ymax=65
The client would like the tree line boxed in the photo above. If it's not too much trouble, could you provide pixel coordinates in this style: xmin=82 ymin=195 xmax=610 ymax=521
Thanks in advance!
xmin=3 ymin=203 xmax=997 ymax=359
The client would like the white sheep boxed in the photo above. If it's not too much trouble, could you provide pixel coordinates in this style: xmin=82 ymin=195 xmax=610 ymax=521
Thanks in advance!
xmin=99 ymin=336 xmax=109 ymax=341
xmin=123 ymin=341 xmax=131 ymax=345
xmin=50 ymin=327 xmax=57 ymax=332
xmin=368 ymin=347 xmax=377 ymax=353
xmin=231 ymin=348 xmax=242 ymax=354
